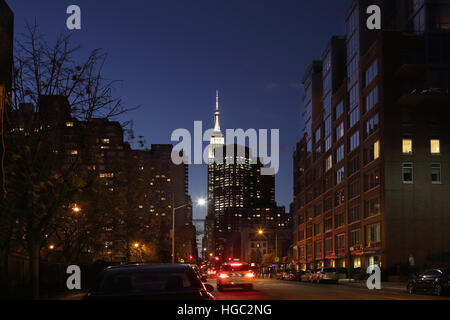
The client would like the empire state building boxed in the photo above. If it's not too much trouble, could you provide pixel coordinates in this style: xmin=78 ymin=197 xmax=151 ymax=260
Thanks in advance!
xmin=203 ymin=91 xmax=284 ymax=259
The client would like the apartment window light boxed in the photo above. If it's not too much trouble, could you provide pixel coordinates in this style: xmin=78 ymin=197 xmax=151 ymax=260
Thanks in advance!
xmin=374 ymin=141 xmax=380 ymax=160
xmin=430 ymin=139 xmax=440 ymax=155
xmin=402 ymin=138 xmax=413 ymax=154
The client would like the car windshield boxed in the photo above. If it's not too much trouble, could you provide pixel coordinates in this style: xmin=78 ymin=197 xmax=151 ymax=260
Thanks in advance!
xmin=100 ymin=269 xmax=197 ymax=293
xmin=221 ymin=264 xmax=250 ymax=272
xmin=323 ymin=268 xmax=336 ymax=273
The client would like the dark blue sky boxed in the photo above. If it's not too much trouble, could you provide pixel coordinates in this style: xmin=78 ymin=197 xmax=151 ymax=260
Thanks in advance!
xmin=9 ymin=0 xmax=352 ymax=221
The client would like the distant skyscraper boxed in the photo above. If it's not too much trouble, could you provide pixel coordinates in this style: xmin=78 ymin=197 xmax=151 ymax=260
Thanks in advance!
xmin=204 ymin=91 xmax=290 ymax=260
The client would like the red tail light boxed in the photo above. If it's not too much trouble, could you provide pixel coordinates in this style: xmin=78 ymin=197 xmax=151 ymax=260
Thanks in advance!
xmin=245 ymin=272 xmax=255 ymax=278
xmin=219 ymin=273 xmax=229 ymax=279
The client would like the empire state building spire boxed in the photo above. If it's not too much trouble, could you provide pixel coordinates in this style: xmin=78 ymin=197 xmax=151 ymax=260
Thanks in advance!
xmin=213 ymin=89 xmax=221 ymax=133
xmin=209 ymin=89 xmax=224 ymax=160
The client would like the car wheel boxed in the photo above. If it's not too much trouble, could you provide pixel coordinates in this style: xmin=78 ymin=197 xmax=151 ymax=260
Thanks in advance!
xmin=407 ymin=283 xmax=415 ymax=295
xmin=434 ymin=284 xmax=443 ymax=296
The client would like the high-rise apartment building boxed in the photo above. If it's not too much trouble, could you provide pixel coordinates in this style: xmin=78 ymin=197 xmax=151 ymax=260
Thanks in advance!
xmin=293 ymin=0 xmax=450 ymax=274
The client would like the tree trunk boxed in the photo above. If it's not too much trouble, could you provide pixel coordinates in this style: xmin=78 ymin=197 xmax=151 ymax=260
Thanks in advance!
xmin=29 ymin=241 xmax=40 ymax=300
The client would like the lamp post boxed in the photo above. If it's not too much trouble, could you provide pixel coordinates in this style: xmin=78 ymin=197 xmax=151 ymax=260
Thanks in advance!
xmin=257 ymin=229 xmax=278 ymax=264
xmin=171 ymin=194 xmax=206 ymax=264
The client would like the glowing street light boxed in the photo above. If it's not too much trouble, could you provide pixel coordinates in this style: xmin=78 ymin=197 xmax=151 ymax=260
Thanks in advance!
xmin=72 ymin=205 xmax=81 ymax=213
xmin=133 ymin=242 xmax=140 ymax=248
xmin=257 ymin=229 xmax=264 ymax=235
xmin=49 ymin=244 xmax=55 ymax=250
xmin=171 ymin=195 xmax=206 ymax=264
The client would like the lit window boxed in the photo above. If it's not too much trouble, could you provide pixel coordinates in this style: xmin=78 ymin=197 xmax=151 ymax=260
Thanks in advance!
xmin=99 ymin=173 xmax=114 ymax=178
xmin=325 ymin=155 xmax=332 ymax=172
xmin=402 ymin=163 xmax=413 ymax=183
xmin=374 ymin=141 xmax=380 ymax=160
xmin=102 ymin=138 xmax=110 ymax=144
xmin=431 ymin=163 xmax=441 ymax=184
xmin=402 ymin=138 xmax=413 ymax=154
xmin=430 ymin=139 xmax=440 ymax=154
xmin=66 ymin=122 xmax=74 ymax=127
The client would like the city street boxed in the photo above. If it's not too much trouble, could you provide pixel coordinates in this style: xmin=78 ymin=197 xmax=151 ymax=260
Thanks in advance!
xmin=207 ymin=279 xmax=450 ymax=300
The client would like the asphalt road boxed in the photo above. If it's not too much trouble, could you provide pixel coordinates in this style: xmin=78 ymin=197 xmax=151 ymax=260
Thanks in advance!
xmin=207 ymin=278 xmax=450 ymax=300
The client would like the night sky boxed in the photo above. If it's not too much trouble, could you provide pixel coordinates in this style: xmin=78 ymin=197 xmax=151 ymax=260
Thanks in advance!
xmin=9 ymin=0 xmax=353 ymax=221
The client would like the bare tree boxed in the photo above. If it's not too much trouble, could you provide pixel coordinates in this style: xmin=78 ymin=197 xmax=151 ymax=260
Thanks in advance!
xmin=1 ymin=23 xmax=136 ymax=299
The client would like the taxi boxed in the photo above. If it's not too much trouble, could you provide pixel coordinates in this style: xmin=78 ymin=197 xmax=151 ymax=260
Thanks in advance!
xmin=216 ymin=262 xmax=255 ymax=291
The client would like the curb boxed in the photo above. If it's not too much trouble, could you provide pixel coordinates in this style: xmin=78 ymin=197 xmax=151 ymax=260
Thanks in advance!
xmin=338 ymin=279 xmax=407 ymax=292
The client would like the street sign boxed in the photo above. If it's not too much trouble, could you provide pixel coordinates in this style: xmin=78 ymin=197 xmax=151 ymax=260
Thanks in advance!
xmin=274 ymin=257 xmax=279 ymax=263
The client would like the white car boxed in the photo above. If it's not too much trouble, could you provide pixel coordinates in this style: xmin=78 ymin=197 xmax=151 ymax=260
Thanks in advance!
xmin=314 ymin=268 xmax=339 ymax=283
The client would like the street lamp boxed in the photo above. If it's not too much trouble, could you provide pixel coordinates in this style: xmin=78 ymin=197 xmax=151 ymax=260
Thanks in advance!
xmin=171 ymin=195 xmax=206 ymax=264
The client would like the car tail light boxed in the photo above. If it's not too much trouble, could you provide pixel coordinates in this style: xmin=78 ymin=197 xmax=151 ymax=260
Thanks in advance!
xmin=219 ymin=273 xmax=229 ymax=279
xmin=245 ymin=272 xmax=255 ymax=278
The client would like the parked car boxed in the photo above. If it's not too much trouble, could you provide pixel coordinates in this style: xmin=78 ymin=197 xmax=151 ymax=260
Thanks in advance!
xmin=84 ymin=264 xmax=215 ymax=300
xmin=300 ymin=270 xmax=315 ymax=282
xmin=407 ymin=269 xmax=450 ymax=296
xmin=216 ymin=262 xmax=255 ymax=291
xmin=336 ymin=268 xmax=348 ymax=280
xmin=312 ymin=268 xmax=339 ymax=283
xmin=287 ymin=271 xmax=302 ymax=281
xmin=281 ymin=271 xmax=294 ymax=281
xmin=190 ymin=264 xmax=207 ymax=282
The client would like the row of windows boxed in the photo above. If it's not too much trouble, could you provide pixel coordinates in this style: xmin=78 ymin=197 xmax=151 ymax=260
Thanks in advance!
xmin=402 ymin=138 xmax=441 ymax=155
xmin=298 ymin=223 xmax=382 ymax=255
xmin=403 ymin=163 xmax=442 ymax=184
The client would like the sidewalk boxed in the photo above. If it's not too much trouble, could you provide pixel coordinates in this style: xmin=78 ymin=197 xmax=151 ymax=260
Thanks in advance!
xmin=338 ymin=278 xmax=407 ymax=292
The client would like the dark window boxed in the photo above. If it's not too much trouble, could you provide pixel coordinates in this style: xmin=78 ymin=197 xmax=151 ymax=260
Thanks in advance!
xmin=364 ymin=168 xmax=380 ymax=191
xmin=364 ymin=197 xmax=381 ymax=218
xmin=334 ymin=211 xmax=345 ymax=229
xmin=348 ymin=180 xmax=360 ymax=199
xmin=324 ymin=197 xmax=332 ymax=212
xmin=348 ymin=155 xmax=360 ymax=176
xmin=402 ymin=163 xmax=413 ymax=183
xmin=348 ymin=205 xmax=361 ymax=223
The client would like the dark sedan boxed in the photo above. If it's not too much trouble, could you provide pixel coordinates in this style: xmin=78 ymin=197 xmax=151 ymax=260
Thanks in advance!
xmin=84 ymin=264 xmax=215 ymax=300
xmin=407 ymin=269 xmax=450 ymax=296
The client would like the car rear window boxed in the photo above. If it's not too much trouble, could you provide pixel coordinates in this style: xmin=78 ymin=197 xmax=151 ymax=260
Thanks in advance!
xmin=323 ymin=268 xmax=337 ymax=272
xmin=221 ymin=264 xmax=250 ymax=272
xmin=100 ymin=269 xmax=196 ymax=292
